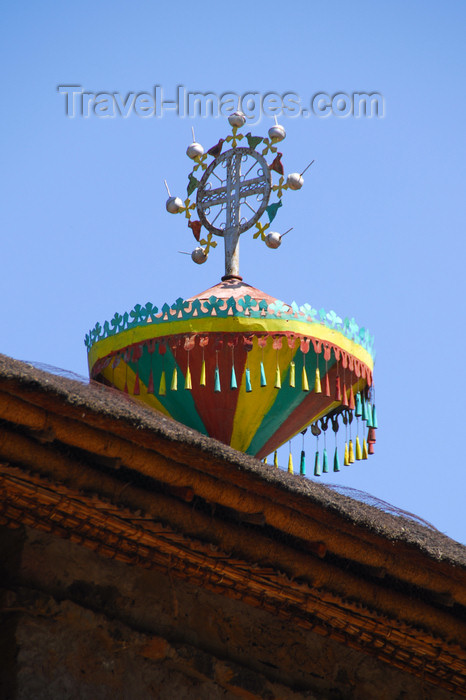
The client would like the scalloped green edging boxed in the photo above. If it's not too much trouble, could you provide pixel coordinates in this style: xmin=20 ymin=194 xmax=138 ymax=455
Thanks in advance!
xmin=85 ymin=295 xmax=375 ymax=359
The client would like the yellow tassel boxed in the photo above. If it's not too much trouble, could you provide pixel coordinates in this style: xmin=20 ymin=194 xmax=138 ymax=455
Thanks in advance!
xmin=288 ymin=452 xmax=293 ymax=474
xmin=159 ymin=369 xmax=166 ymax=396
xmin=275 ymin=365 xmax=281 ymax=389
xmin=263 ymin=456 xmax=267 ymax=465
xmin=355 ymin=436 xmax=362 ymax=460
xmin=185 ymin=366 xmax=192 ymax=390
xmin=170 ymin=367 xmax=178 ymax=391
xmin=362 ymin=438 xmax=369 ymax=460
xmin=289 ymin=361 xmax=295 ymax=387
xmin=349 ymin=439 xmax=355 ymax=463
xmin=344 ymin=442 xmax=349 ymax=466
xmin=274 ymin=450 xmax=278 ymax=468
xmin=302 ymin=366 xmax=309 ymax=391
xmin=314 ymin=367 xmax=322 ymax=393
xmin=200 ymin=358 xmax=206 ymax=386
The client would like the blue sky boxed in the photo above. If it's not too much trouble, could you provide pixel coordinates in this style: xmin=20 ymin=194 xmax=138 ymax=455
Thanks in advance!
xmin=1 ymin=1 xmax=465 ymax=542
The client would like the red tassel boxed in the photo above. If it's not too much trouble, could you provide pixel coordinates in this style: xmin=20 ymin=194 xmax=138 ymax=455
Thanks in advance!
xmin=367 ymin=427 xmax=377 ymax=444
xmin=368 ymin=442 xmax=375 ymax=455
xmin=133 ymin=372 xmax=140 ymax=395
xmin=348 ymin=388 xmax=355 ymax=410
xmin=148 ymin=368 xmax=154 ymax=394
xmin=324 ymin=373 xmax=331 ymax=397
xmin=342 ymin=383 xmax=349 ymax=407
xmin=335 ymin=376 xmax=342 ymax=401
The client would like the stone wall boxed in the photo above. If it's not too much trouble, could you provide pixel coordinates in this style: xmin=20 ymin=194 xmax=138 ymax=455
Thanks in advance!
xmin=0 ymin=525 xmax=460 ymax=700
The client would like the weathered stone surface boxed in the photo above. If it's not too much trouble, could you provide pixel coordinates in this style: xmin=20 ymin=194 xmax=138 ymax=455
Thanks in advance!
xmin=1 ymin=525 xmax=461 ymax=699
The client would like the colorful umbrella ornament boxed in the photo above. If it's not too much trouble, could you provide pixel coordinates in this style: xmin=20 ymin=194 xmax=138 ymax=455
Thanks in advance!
xmin=86 ymin=112 xmax=377 ymax=465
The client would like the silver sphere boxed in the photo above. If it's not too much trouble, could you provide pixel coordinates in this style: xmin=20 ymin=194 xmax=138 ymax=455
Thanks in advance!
xmin=166 ymin=196 xmax=184 ymax=214
xmin=265 ymin=231 xmax=282 ymax=249
xmin=228 ymin=111 xmax=246 ymax=128
xmin=268 ymin=124 xmax=286 ymax=142
xmin=287 ymin=172 xmax=304 ymax=190
xmin=191 ymin=246 xmax=207 ymax=264
xmin=186 ymin=142 xmax=204 ymax=159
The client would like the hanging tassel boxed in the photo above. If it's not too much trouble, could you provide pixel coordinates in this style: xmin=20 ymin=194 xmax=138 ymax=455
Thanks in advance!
xmin=371 ymin=404 xmax=378 ymax=429
xmin=361 ymin=395 xmax=367 ymax=421
xmin=355 ymin=391 xmax=362 ymax=417
xmin=260 ymin=361 xmax=267 ymax=387
xmin=335 ymin=375 xmax=342 ymax=401
xmin=362 ymin=438 xmax=369 ymax=460
xmin=214 ymin=367 xmax=221 ymax=393
xmin=302 ymin=366 xmax=309 ymax=391
xmin=170 ymin=367 xmax=178 ymax=392
xmin=274 ymin=365 xmax=281 ymax=389
xmin=230 ymin=365 xmax=237 ymax=390
xmin=133 ymin=371 xmax=140 ymax=395
xmin=342 ymin=383 xmax=349 ymax=406
xmin=314 ymin=367 xmax=322 ymax=393
xmin=263 ymin=455 xmax=267 ymax=464
xmin=314 ymin=451 xmax=321 ymax=476
xmin=159 ymin=369 xmax=166 ymax=396
xmin=288 ymin=452 xmax=293 ymax=474
xmin=185 ymin=365 xmax=192 ymax=390
xmin=349 ymin=439 xmax=355 ymax=463
xmin=148 ymin=367 xmax=154 ymax=394
xmin=273 ymin=450 xmax=278 ymax=468
xmin=245 ymin=367 xmax=252 ymax=392
xmin=348 ymin=388 xmax=355 ymax=411
xmin=366 ymin=402 xmax=373 ymax=427
xmin=344 ymin=442 xmax=349 ymax=466
xmin=300 ymin=450 xmax=306 ymax=475
xmin=289 ymin=361 xmax=296 ymax=388
xmin=333 ymin=446 xmax=340 ymax=472
xmin=200 ymin=358 xmax=206 ymax=387
xmin=355 ymin=436 xmax=362 ymax=460
xmin=324 ymin=372 xmax=331 ymax=397
xmin=322 ymin=448 xmax=329 ymax=473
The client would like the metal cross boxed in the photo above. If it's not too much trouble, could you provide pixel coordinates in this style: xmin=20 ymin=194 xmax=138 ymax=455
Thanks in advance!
xmin=197 ymin=147 xmax=272 ymax=279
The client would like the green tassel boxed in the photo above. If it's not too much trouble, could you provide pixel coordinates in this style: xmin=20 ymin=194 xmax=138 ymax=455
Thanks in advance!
xmin=274 ymin=365 xmax=281 ymax=389
xmin=289 ymin=361 xmax=296 ymax=388
xmin=159 ymin=369 xmax=166 ymax=396
xmin=170 ymin=367 xmax=178 ymax=392
xmin=322 ymin=448 xmax=329 ymax=473
xmin=214 ymin=367 xmax=221 ymax=392
xmin=273 ymin=450 xmax=278 ymax=468
xmin=366 ymin=403 xmax=373 ymax=427
xmin=245 ymin=367 xmax=252 ymax=392
xmin=333 ymin=446 xmax=340 ymax=472
xmin=300 ymin=450 xmax=306 ymax=475
xmin=355 ymin=391 xmax=362 ymax=417
xmin=288 ymin=452 xmax=293 ymax=474
xmin=230 ymin=365 xmax=237 ymax=390
xmin=260 ymin=361 xmax=267 ymax=387
xmin=371 ymin=404 xmax=378 ymax=429
xmin=361 ymin=395 xmax=367 ymax=421
xmin=314 ymin=451 xmax=321 ymax=476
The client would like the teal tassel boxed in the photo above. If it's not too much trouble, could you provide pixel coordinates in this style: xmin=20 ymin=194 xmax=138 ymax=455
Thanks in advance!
xmin=230 ymin=365 xmax=237 ymax=390
xmin=214 ymin=367 xmax=221 ymax=393
xmin=322 ymin=448 xmax=329 ymax=473
xmin=355 ymin=391 xmax=362 ymax=417
xmin=245 ymin=367 xmax=252 ymax=392
xmin=366 ymin=403 xmax=373 ymax=427
xmin=314 ymin=451 xmax=321 ymax=477
xmin=361 ymin=395 xmax=368 ymax=421
xmin=333 ymin=446 xmax=340 ymax=472
xmin=300 ymin=450 xmax=306 ymax=475
xmin=371 ymin=404 xmax=378 ymax=429
xmin=260 ymin=361 xmax=267 ymax=387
